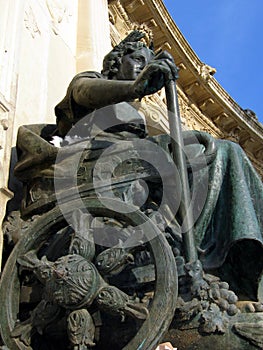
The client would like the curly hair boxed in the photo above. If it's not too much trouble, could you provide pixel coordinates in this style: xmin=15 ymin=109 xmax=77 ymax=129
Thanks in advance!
xmin=101 ymin=30 xmax=154 ymax=80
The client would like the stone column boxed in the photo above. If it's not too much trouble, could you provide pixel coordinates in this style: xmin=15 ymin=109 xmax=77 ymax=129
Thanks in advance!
xmin=0 ymin=0 xmax=24 ymax=269
xmin=76 ymin=0 xmax=111 ymax=73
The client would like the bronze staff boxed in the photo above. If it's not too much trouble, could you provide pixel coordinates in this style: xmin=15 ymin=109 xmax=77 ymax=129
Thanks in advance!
xmin=165 ymin=78 xmax=197 ymax=263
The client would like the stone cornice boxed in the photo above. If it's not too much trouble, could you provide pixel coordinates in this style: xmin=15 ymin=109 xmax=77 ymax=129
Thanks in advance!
xmin=207 ymin=78 xmax=263 ymax=138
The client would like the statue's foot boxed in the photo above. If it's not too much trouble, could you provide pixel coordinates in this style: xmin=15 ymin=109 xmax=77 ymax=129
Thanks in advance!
xmin=236 ymin=301 xmax=263 ymax=313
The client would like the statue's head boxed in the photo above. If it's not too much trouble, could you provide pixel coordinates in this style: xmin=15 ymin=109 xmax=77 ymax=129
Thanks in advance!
xmin=102 ymin=30 xmax=154 ymax=80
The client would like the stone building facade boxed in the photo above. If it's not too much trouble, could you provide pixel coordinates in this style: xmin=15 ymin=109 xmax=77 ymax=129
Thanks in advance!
xmin=0 ymin=0 xmax=262 ymax=267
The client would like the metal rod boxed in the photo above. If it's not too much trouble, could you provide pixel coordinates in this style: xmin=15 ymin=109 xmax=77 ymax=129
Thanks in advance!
xmin=165 ymin=79 xmax=197 ymax=263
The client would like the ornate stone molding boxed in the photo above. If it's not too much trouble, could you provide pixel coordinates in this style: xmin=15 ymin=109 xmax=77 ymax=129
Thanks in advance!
xmin=46 ymin=0 xmax=72 ymax=35
xmin=115 ymin=0 xmax=133 ymax=28
xmin=139 ymin=96 xmax=168 ymax=135
xmin=24 ymin=5 xmax=41 ymax=38
xmin=177 ymin=87 xmax=223 ymax=137
xmin=0 ymin=119 xmax=9 ymax=150
xmin=0 ymin=95 xmax=10 ymax=151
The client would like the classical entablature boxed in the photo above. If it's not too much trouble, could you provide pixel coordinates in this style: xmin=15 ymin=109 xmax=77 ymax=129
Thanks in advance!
xmin=108 ymin=0 xmax=263 ymax=177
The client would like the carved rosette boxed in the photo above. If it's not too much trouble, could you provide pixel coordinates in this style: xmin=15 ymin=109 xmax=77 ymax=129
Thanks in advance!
xmin=45 ymin=255 xmax=102 ymax=309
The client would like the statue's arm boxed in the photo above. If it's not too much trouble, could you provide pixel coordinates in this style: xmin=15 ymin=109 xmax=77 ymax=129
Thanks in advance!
xmin=72 ymin=51 xmax=178 ymax=110
xmin=72 ymin=78 xmax=139 ymax=110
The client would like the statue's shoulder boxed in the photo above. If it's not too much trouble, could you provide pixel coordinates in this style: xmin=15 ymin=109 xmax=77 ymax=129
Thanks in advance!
xmin=71 ymin=71 xmax=105 ymax=82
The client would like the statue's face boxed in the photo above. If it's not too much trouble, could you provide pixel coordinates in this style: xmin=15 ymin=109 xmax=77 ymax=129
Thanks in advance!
xmin=115 ymin=47 xmax=154 ymax=81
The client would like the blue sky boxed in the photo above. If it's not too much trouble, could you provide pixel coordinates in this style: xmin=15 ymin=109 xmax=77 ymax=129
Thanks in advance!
xmin=163 ymin=0 xmax=263 ymax=124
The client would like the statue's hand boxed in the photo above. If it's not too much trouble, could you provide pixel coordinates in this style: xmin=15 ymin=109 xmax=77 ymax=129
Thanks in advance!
xmin=132 ymin=51 xmax=178 ymax=98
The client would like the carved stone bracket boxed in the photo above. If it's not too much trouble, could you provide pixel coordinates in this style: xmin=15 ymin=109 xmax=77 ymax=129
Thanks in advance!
xmin=125 ymin=0 xmax=145 ymax=13
xmin=158 ymin=41 xmax=172 ymax=51
xmin=148 ymin=18 xmax=158 ymax=28
xmin=184 ymin=82 xmax=200 ymax=96
xmin=212 ymin=113 xmax=229 ymax=127
xmin=199 ymin=98 xmax=215 ymax=112
xmin=177 ymin=62 xmax=187 ymax=71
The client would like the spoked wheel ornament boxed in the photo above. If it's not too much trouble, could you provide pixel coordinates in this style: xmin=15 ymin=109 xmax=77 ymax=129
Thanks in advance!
xmin=0 ymin=198 xmax=178 ymax=350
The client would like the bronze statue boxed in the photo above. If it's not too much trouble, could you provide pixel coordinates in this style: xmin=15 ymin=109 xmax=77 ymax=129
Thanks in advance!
xmin=54 ymin=30 xmax=177 ymax=139
xmin=1 ymin=29 xmax=263 ymax=350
